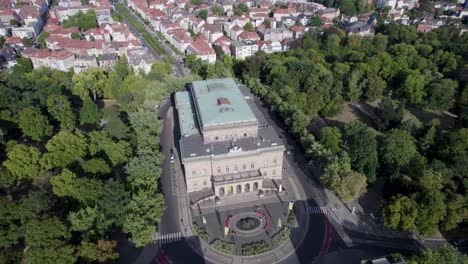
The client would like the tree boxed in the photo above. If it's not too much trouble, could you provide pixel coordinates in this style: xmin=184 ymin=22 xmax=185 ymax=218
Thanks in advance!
xmin=79 ymin=97 xmax=100 ymax=125
xmin=410 ymin=245 xmax=468 ymax=264
xmin=375 ymin=97 xmax=403 ymax=131
xmin=70 ymin=32 xmax=81 ymax=39
xmin=344 ymin=122 xmax=378 ymax=183
xmin=374 ymin=33 xmax=388 ymax=52
xmin=128 ymin=108 xmax=162 ymax=153
xmin=347 ymin=69 xmax=364 ymax=102
xmin=263 ymin=19 xmax=271 ymax=28
xmin=381 ymin=129 xmax=417 ymax=169
xmin=125 ymin=154 xmax=162 ymax=192
xmin=310 ymin=16 xmax=321 ymax=27
xmin=234 ymin=3 xmax=248 ymax=16
xmin=23 ymin=242 xmax=77 ymax=264
xmin=88 ymin=131 xmax=131 ymax=166
xmin=21 ymin=37 xmax=34 ymax=47
xmin=382 ymin=194 xmax=418 ymax=231
xmin=24 ymin=217 xmax=71 ymax=247
xmin=425 ymin=79 xmax=457 ymax=110
xmin=123 ymin=192 xmax=165 ymax=247
xmin=0 ymin=36 xmax=4 ymax=48
xmin=46 ymin=94 xmax=75 ymax=130
xmin=42 ymin=130 xmax=87 ymax=169
xmin=398 ymin=71 xmax=427 ymax=105
xmin=3 ymin=144 xmax=43 ymax=180
xmin=50 ymin=169 xmax=101 ymax=205
xmin=18 ymin=106 xmax=53 ymax=140
xmin=37 ymin=32 xmax=50 ymax=48
xmin=319 ymin=127 xmax=342 ymax=155
xmin=72 ymin=67 xmax=107 ymax=100
xmin=321 ymin=152 xmax=367 ymax=202
xmin=197 ymin=10 xmax=208 ymax=20
xmin=440 ymin=193 xmax=467 ymax=231
xmin=243 ymin=22 xmax=253 ymax=32
xmin=77 ymin=240 xmax=119 ymax=262
xmin=365 ymin=74 xmax=386 ymax=102
xmin=82 ymin=158 xmax=111 ymax=175
xmin=211 ymin=5 xmax=224 ymax=16
xmin=95 ymin=180 xmax=129 ymax=228
xmin=190 ymin=0 xmax=201 ymax=5
xmin=338 ymin=0 xmax=357 ymax=16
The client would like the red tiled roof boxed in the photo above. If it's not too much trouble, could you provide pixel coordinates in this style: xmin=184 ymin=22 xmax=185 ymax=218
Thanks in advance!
xmin=188 ymin=38 xmax=214 ymax=55
xmin=0 ymin=9 xmax=16 ymax=16
xmin=248 ymin=7 xmax=269 ymax=14
xmin=214 ymin=35 xmax=230 ymax=45
xmin=274 ymin=8 xmax=295 ymax=14
xmin=22 ymin=48 xmax=75 ymax=59
xmin=238 ymin=31 xmax=260 ymax=40
xmin=289 ymin=26 xmax=305 ymax=32
xmin=5 ymin=36 xmax=22 ymax=44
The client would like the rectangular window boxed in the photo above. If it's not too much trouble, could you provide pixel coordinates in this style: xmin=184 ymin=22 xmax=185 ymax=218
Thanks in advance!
xmin=217 ymin=167 xmax=221 ymax=173
xmin=226 ymin=166 xmax=230 ymax=173
xmin=264 ymin=160 xmax=268 ymax=166
xmin=215 ymin=136 xmax=219 ymax=140
xmin=234 ymin=165 xmax=238 ymax=172
xmin=273 ymin=159 xmax=277 ymax=164
xmin=264 ymin=171 xmax=268 ymax=176
xmin=194 ymin=182 xmax=198 ymax=187
xmin=243 ymin=164 xmax=246 ymax=170
xmin=192 ymin=170 xmax=196 ymax=176
xmin=251 ymin=163 xmax=255 ymax=169
xmin=203 ymin=180 xmax=207 ymax=185
xmin=272 ymin=170 xmax=276 ymax=175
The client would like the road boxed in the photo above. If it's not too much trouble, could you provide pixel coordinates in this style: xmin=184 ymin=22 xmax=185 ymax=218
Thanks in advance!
xmin=112 ymin=2 xmax=188 ymax=78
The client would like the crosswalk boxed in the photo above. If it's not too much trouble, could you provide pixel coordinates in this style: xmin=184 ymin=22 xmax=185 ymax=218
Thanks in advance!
xmin=156 ymin=232 xmax=183 ymax=245
xmin=307 ymin=206 xmax=328 ymax=215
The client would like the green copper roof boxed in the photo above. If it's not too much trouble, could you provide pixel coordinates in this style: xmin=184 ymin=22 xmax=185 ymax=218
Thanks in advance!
xmin=191 ymin=78 xmax=257 ymax=128
xmin=175 ymin=91 xmax=199 ymax=137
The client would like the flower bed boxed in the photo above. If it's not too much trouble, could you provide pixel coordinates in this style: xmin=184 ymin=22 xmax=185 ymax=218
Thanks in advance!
xmin=193 ymin=223 xmax=208 ymax=242
xmin=241 ymin=240 xmax=270 ymax=256
xmin=210 ymin=239 xmax=236 ymax=255
xmin=272 ymin=227 xmax=291 ymax=247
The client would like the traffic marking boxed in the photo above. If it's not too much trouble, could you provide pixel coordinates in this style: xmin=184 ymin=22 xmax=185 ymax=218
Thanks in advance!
xmin=156 ymin=232 xmax=182 ymax=245
xmin=307 ymin=206 xmax=328 ymax=215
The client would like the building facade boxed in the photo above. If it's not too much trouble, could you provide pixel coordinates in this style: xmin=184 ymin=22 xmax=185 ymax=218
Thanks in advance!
xmin=175 ymin=78 xmax=285 ymax=204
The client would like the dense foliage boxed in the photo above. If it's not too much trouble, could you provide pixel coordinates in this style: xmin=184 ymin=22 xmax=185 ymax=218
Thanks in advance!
xmin=0 ymin=58 xmax=191 ymax=262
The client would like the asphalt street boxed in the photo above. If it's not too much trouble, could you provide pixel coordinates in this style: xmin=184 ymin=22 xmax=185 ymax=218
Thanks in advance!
xmin=112 ymin=2 xmax=187 ymax=78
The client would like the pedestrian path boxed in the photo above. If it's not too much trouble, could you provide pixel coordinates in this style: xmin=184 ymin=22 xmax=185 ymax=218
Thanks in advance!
xmin=307 ymin=206 xmax=327 ymax=215
xmin=157 ymin=232 xmax=183 ymax=245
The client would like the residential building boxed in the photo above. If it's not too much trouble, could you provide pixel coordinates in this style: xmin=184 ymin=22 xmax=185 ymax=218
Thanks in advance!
xmin=127 ymin=48 xmax=155 ymax=74
xmin=174 ymin=78 xmax=285 ymax=204
xmin=347 ymin=22 xmax=375 ymax=37
xmin=98 ymin=52 xmax=118 ymax=69
xmin=73 ymin=54 xmax=98 ymax=72
xmin=12 ymin=22 xmax=41 ymax=38
xmin=186 ymin=36 xmax=216 ymax=63
xmin=231 ymin=40 xmax=258 ymax=60
xmin=317 ymin=8 xmax=340 ymax=19
xmin=22 ymin=48 xmax=75 ymax=71
xmin=289 ymin=25 xmax=307 ymax=39
xmin=237 ymin=31 xmax=260 ymax=41
xmin=257 ymin=27 xmax=293 ymax=42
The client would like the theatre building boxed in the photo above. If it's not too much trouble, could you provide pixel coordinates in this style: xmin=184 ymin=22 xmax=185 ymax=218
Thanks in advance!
xmin=175 ymin=78 xmax=285 ymax=204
